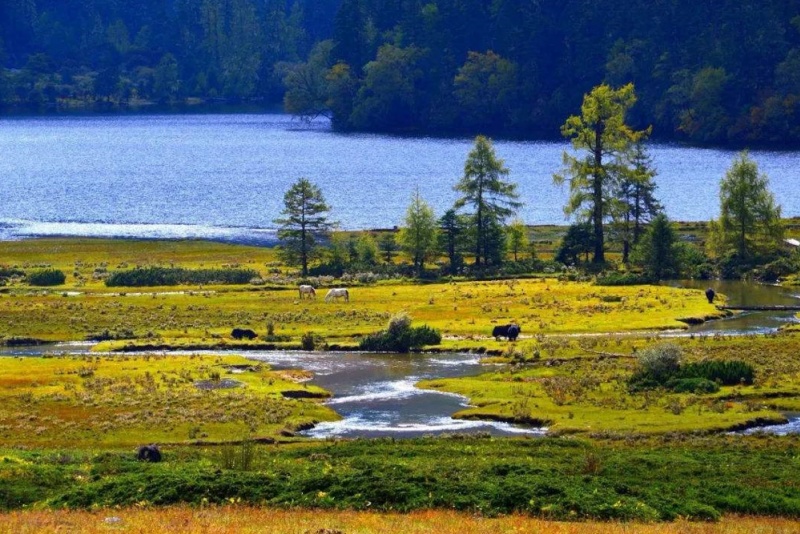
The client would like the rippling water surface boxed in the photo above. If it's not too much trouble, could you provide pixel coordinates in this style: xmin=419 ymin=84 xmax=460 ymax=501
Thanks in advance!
xmin=2 ymin=113 xmax=800 ymax=240
xmin=247 ymin=351 xmax=544 ymax=438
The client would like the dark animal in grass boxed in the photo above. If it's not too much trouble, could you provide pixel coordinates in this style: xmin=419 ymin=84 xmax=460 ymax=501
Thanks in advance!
xmin=137 ymin=444 xmax=162 ymax=462
xmin=492 ymin=324 xmax=521 ymax=341
xmin=231 ymin=328 xmax=258 ymax=340
xmin=705 ymin=288 xmax=716 ymax=304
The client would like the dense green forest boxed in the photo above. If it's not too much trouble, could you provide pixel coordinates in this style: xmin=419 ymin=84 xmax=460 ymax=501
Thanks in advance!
xmin=3 ymin=1 xmax=800 ymax=146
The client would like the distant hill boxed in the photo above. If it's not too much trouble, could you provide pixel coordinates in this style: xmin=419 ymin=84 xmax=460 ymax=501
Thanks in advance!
xmin=3 ymin=0 xmax=800 ymax=147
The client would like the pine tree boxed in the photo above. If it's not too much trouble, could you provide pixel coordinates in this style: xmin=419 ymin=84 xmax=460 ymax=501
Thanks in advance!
xmin=398 ymin=189 xmax=438 ymax=277
xmin=454 ymin=136 xmax=522 ymax=267
xmin=274 ymin=178 xmax=333 ymax=276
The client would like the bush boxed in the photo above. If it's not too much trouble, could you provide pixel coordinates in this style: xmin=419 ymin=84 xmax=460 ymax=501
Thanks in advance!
xmin=667 ymin=377 xmax=720 ymax=394
xmin=628 ymin=343 xmax=682 ymax=391
xmin=680 ymin=360 xmax=755 ymax=386
xmin=0 ymin=266 xmax=25 ymax=280
xmin=27 ymin=269 xmax=66 ymax=286
xmin=301 ymin=332 xmax=324 ymax=351
xmin=359 ymin=313 xmax=441 ymax=352
xmin=637 ymin=343 xmax=681 ymax=382
xmin=105 ymin=267 xmax=259 ymax=287
xmin=595 ymin=272 xmax=652 ymax=286
xmin=757 ymin=256 xmax=799 ymax=283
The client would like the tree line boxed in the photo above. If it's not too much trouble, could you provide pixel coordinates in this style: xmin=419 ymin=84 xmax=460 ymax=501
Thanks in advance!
xmin=276 ymin=84 xmax=787 ymax=282
xmin=4 ymin=1 xmax=800 ymax=147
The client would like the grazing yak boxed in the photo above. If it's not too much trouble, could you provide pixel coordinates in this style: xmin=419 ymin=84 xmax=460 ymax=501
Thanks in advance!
xmin=705 ymin=288 xmax=716 ymax=304
xmin=137 ymin=444 xmax=162 ymax=462
xmin=231 ymin=327 xmax=258 ymax=340
xmin=492 ymin=323 xmax=521 ymax=341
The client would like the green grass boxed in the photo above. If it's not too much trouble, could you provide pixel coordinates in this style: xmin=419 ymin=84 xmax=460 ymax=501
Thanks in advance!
xmin=419 ymin=333 xmax=800 ymax=434
xmin=1 ymin=436 xmax=799 ymax=521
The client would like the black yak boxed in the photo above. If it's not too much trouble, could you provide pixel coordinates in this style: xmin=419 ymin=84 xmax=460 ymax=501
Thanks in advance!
xmin=137 ymin=444 xmax=162 ymax=462
xmin=492 ymin=323 xmax=521 ymax=341
xmin=705 ymin=288 xmax=716 ymax=304
xmin=231 ymin=328 xmax=258 ymax=340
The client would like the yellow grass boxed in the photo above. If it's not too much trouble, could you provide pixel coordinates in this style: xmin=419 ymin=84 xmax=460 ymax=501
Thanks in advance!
xmin=0 ymin=354 xmax=337 ymax=447
xmin=0 ymin=277 xmax=722 ymax=345
xmin=0 ymin=238 xmax=726 ymax=345
xmin=1 ymin=507 xmax=798 ymax=534
xmin=0 ymin=238 xmax=280 ymax=279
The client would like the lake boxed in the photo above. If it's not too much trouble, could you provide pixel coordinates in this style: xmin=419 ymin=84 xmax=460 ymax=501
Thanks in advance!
xmin=1 ymin=113 xmax=800 ymax=242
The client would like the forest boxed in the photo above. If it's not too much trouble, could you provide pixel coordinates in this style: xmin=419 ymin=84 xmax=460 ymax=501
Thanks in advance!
xmin=3 ymin=0 xmax=800 ymax=146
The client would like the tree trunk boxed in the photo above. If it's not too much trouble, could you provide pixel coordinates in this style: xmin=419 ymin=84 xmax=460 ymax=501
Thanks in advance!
xmin=475 ymin=192 xmax=483 ymax=267
xmin=592 ymin=123 xmax=605 ymax=263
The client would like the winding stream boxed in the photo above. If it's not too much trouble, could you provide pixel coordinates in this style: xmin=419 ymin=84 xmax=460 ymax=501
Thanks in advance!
xmin=2 ymin=280 xmax=798 ymax=437
xmin=670 ymin=280 xmax=800 ymax=334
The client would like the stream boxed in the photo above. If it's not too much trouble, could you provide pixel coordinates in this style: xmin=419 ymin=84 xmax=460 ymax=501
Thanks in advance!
xmin=668 ymin=280 xmax=800 ymax=334
xmin=2 ymin=280 xmax=799 ymax=437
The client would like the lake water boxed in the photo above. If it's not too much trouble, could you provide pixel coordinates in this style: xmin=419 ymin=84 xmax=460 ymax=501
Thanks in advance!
xmin=2 ymin=113 xmax=800 ymax=242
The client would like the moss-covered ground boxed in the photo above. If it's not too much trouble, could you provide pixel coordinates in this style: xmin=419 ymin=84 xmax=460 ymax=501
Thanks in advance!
xmin=0 ymin=354 xmax=337 ymax=448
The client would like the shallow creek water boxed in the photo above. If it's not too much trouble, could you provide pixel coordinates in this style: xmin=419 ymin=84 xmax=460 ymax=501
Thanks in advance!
xmin=2 ymin=280 xmax=798 ymax=437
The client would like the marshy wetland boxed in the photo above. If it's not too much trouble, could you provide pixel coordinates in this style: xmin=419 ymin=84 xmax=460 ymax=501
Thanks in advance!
xmin=1 ymin=237 xmax=799 ymax=528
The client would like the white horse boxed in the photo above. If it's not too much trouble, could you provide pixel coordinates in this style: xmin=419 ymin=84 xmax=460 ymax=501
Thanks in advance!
xmin=325 ymin=288 xmax=349 ymax=303
xmin=299 ymin=285 xmax=316 ymax=299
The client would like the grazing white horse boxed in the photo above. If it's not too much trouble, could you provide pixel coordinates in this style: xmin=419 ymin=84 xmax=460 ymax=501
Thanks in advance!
xmin=325 ymin=288 xmax=349 ymax=303
xmin=299 ymin=285 xmax=316 ymax=299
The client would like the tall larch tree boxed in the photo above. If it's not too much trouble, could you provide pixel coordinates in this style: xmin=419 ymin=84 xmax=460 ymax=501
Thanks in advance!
xmin=554 ymin=83 xmax=649 ymax=264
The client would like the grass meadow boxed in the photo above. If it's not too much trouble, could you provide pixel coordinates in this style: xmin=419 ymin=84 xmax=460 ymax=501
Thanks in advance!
xmin=1 ymin=237 xmax=799 ymax=530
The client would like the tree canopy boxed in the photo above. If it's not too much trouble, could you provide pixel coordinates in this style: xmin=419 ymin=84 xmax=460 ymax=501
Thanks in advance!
xmin=5 ymin=1 xmax=800 ymax=147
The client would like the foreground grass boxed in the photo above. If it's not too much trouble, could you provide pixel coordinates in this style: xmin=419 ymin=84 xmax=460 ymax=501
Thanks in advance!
xmin=2 ymin=508 xmax=799 ymax=534
xmin=2 ymin=436 xmax=799 ymax=520
xmin=421 ymin=333 xmax=800 ymax=434
xmin=0 ymin=354 xmax=337 ymax=448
